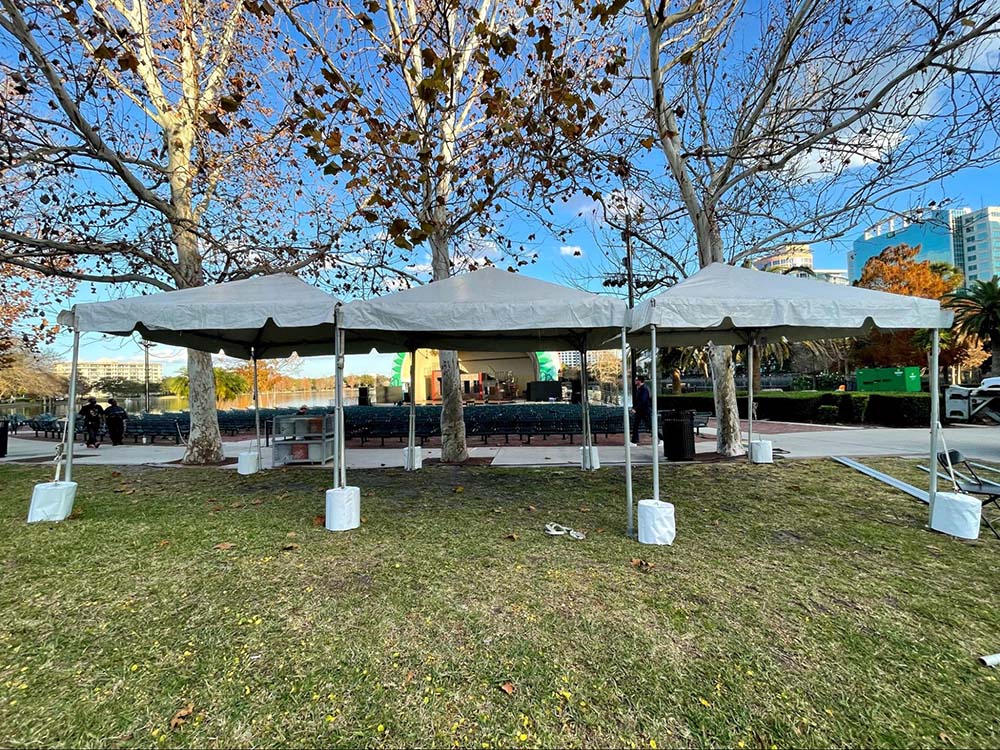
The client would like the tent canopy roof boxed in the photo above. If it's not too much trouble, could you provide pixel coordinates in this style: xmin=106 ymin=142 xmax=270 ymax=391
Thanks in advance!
xmin=629 ymin=263 xmax=953 ymax=345
xmin=57 ymin=274 xmax=339 ymax=359
xmin=339 ymin=267 xmax=628 ymax=353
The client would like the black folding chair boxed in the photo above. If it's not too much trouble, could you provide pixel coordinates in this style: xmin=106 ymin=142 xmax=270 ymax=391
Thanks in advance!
xmin=937 ymin=450 xmax=1000 ymax=539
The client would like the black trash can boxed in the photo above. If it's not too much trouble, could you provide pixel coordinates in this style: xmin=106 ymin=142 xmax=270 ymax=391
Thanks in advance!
xmin=0 ymin=419 xmax=8 ymax=458
xmin=659 ymin=409 xmax=695 ymax=461
xmin=358 ymin=386 xmax=370 ymax=407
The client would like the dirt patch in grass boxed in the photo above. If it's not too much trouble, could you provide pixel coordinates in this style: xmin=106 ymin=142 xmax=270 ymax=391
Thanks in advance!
xmin=0 ymin=458 xmax=997 ymax=748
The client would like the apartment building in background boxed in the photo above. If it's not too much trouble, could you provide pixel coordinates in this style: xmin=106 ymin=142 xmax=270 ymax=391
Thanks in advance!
xmin=54 ymin=359 xmax=162 ymax=384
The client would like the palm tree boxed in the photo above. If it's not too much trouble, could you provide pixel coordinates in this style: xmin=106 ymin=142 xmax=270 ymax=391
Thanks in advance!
xmin=161 ymin=369 xmax=250 ymax=401
xmin=945 ymin=278 xmax=1000 ymax=376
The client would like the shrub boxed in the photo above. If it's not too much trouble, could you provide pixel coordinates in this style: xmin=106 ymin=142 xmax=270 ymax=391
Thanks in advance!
xmin=864 ymin=393 xmax=931 ymax=427
xmin=816 ymin=405 xmax=839 ymax=423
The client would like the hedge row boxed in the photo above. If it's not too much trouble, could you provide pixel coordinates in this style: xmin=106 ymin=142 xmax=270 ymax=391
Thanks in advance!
xmin=657 ymin=390 xmax=933 ymax=427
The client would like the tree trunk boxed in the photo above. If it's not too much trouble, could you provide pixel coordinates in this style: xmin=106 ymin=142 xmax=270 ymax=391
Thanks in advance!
xmin=430 ymin=229 xmax=468 ymax=462
xmin=166 ymin=115 xmax=224 ymax=464
xmin=184 ymin=349 xmax=224 ymax=462
xmin=709 ymin=344 xmax=745 ymax=457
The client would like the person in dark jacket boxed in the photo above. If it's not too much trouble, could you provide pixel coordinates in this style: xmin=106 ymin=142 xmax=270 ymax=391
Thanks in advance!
xmin=78 ymin=397 xmax=104 ymax=448
xmin=104 ymin=398 xmax=128 ymax=446
xmin=631 ymin=375 xmax=652 ymax=444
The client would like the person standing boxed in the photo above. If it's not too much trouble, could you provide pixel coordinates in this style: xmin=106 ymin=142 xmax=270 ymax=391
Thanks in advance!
xmin=104 ymin=398 xmax=128 ymax=446
xmin=78 ymin=396 xmax=104 ymax=449
xmin=630 ymin=375 xmax=652 ymax=445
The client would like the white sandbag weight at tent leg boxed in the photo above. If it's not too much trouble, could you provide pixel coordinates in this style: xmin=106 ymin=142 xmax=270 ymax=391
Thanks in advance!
xmin=980 ymin=654 xmax=1000 ymax=668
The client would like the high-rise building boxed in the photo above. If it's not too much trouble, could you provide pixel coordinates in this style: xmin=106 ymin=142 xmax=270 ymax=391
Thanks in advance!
xmin=54 ymin=360 xmax=162 ymax=383
xmin=753 ymin=244 xmax=814 ymax=272
xmin=848 ymin=207 xmax=971 ymax=282
xmin=957 ymin=206 xmax=1000 ymax=282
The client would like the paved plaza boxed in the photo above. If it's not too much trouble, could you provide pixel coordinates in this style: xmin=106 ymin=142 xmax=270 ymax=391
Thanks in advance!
xmin=4 ymin=421 xmax=997 ymax=469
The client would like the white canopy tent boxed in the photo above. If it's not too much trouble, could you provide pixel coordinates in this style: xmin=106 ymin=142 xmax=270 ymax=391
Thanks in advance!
xmin=338 ymin=267 xmax=631 ymax=480
xmin=56 ymin=274 xmax=341 ymax=482
xmin=627 ymin=262 xmax=954 ymax=536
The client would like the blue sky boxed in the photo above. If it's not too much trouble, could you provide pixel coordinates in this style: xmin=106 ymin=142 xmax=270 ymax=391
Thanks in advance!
xmin=51 ymin=156 xmax=1000 ymax=379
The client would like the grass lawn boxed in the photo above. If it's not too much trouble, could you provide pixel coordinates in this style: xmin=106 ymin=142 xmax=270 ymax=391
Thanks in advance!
xmin=1 ymin=460 xmax=998 ymax=748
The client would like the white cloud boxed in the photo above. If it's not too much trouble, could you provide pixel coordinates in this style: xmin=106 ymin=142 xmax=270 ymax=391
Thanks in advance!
xmin=560 ymin=245 xmax=583 ymax=257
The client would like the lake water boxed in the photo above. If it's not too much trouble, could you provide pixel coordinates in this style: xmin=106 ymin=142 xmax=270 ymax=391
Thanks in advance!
xmin=2 ymin=389 xmax=358 ymax=419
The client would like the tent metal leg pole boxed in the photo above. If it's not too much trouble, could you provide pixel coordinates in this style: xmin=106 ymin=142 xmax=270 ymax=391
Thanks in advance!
xmin=332 ymin=324 xmax=341 ymax=488
xmin=408 ymin=350 xmax=417 ymax=469
xmin=929 ymin=328 xmax=940 ymax=517
xmin=621 ymin=328 xmax=633 ymax=538
xmin=747 ymin=339 xmax=754 ymax=462
xmin=338 ymin=329 xmax=347 ymax=488
xmin=252 ymin=353 xmax=262 ymax=462
xmin=64 ymin=330 xmax=80 ymax=484
xmin=650 ymin=325 xmax=659 ymax=503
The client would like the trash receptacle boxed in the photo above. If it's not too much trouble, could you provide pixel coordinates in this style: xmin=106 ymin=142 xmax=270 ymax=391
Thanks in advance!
xmin=659 ymin=409 xmax=695 ymax=461
xmin=0 ymin=419 xmax=8 ymax=458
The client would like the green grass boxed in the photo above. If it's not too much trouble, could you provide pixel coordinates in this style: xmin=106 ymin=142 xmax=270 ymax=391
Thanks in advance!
xmin=0 ymin=460 xmax=997 ymax=748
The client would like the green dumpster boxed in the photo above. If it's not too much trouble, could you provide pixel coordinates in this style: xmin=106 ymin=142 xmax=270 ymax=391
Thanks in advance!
xmin=855 ymin=366 xmax=922 ymax=392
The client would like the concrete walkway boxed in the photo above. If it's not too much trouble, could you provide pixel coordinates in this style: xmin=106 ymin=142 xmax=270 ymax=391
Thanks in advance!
xmin=3 ymin=422 xmax=997 ymax=469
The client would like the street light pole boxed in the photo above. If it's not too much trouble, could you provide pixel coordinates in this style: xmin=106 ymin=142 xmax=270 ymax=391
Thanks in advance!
xmin=139 ymin=340 xmax=156 ymax=413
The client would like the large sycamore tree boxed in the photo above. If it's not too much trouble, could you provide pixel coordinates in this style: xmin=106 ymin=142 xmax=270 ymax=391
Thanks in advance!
xmin=285 ymin=0 xmax=621 ymax=461
xmin=613 ymin=0 xmax=1000 ymax=455
xmin=0 ymin=0 xmax=341 ymax=462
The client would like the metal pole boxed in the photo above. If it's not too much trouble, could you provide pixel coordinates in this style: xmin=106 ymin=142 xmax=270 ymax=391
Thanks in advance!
xmin=580 ymin=347 xmax=591 ymax=452
xmin=621 ymin=328 xmax=633 ymax=537
xmin=929 ymin=328 xmax=941 ymax=517
xmin=408 ymin=349 xmax=417 ymax=467
xmin=252 ymin=351 xmax=262 ymax=462
xmin=332 ymin=321 xmax=341 ymax=489
xmin=747 ymin=336 xmax=754 ymax=462
xmin=144 ymin=342 xmax=150 ymax=413
xmin=338 ymin=328 xmax=347 ymax=488
xmin=650 ymin=325 xmax=659 ymax=503
xmin=64 ymin=330 xmax=80 ymax=484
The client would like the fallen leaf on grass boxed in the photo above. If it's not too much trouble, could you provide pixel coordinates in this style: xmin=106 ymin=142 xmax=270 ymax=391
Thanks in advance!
xmin=230 ymin=502 xmax=245 ymax=509
xmin=287 ymin=531 xmax=297 ymax=538
xmin=170 ymin=703 xmax=194 ymax=730
xmin=110 ymin=470 xmax=122 ymax=478
xmin=453 ymin=486 xmax=465 ymax=494
xmin=526 ymin=505 xmax=537 ymax=512
xmin=210 ymin=505 xmax=223 ymax=512
xmin=504 ymin=533 xmax=519 ymax=542
xmin=250 ymin=498 xmax=264 ymax=506
xmin=404 ymin=670 xmax=415 ymax=685
xmin=595 ymin=527 xmax=605 ymax=534
xmin=158 ymin=539 xmax=171 ymax=548
xmin=361 ymin=516 xmax=367 ymax=523
xmin=579 ymin=506 xmax=591 ymax=513
xmin=630 ymin=558 xmax=656 ymax=573
xmin=499 ymin=680 xmax=516 ymax=695
xmin=282 ymin=543 xmax=300 ymax=551
xmin=113 ymin=486 xmax=136 ymax=495
xmin=312 ymin=515 xmax=325 ymax=527
xmin=213 ymin=542 xmax=235 ymax=550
